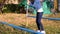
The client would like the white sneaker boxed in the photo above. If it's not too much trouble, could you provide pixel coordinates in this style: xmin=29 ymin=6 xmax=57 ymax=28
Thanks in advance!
xmin=41 ymin=31 xmax=46 ymax=34
xmin=37 ymin=30 xmax=40 ymax=32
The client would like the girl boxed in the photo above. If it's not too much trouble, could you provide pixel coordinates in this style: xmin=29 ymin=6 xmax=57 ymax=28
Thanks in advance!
xmin=28 ymin=0 xmax=46 ymax=34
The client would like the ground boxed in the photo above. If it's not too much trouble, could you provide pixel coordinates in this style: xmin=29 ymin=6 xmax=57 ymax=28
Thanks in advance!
xmin=0 ymin=13 xmax=60 ymax=34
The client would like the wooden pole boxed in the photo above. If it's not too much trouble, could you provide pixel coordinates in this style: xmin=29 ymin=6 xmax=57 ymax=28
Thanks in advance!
xmin=54 ymin=0 xmax=58 ymax=10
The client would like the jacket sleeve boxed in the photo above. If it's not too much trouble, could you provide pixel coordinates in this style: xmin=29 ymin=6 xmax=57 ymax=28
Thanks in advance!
xmin=29 ymin=3 xmax=35 ymax=9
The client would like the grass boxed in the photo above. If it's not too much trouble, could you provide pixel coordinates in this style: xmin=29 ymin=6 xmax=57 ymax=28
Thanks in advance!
xmin=0 ymin=13 xmax=60 ymax=34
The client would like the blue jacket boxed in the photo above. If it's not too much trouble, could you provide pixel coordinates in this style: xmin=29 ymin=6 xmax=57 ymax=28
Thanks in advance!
xmin=30 ymin=0 xmax=42 ymax=10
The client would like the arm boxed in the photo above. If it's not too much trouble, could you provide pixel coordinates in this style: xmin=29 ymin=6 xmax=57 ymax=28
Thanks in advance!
xmin=28 ymin=0 xmax=35 ymax=8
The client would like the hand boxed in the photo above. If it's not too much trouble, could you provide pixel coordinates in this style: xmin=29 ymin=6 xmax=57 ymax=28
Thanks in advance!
xmin=40 ymin=0 xmax=44 ymax=2
xmin=27 ymin=0 xmax=30 ymax=5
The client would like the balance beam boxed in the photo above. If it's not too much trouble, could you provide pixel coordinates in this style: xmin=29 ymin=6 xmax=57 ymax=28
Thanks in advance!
xmin=0 ymin=21 xmax=42 ymax=34
xmin=28 ymin=16 xmax=60 ymax=21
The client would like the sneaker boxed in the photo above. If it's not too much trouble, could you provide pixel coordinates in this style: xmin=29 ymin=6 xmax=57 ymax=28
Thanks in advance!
xmin=41 ymin=31 xmax=46 ymax=34
xmin=37 ymin=30 xmax=40 ymax=32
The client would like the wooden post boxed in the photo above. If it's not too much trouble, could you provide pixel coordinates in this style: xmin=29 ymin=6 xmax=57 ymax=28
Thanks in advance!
xmin=54 ymin=0 xmax=58 ymax=10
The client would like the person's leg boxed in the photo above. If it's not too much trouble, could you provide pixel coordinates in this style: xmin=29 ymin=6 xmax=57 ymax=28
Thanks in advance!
xmin=36 ymin=12 xmax=46 ymax=34
xmin=36 ymin=12 xmax=44 ymax=31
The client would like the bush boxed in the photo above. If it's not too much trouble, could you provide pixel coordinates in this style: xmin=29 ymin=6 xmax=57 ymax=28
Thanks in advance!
xmin=3 ymin=4 xmax=21 ymax=13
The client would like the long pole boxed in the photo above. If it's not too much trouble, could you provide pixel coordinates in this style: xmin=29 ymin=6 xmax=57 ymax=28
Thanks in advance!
xmin=26 ymin=0 xmax=29 ymax=16
xmin=25 ymin=0 xmax=29 ymax=34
